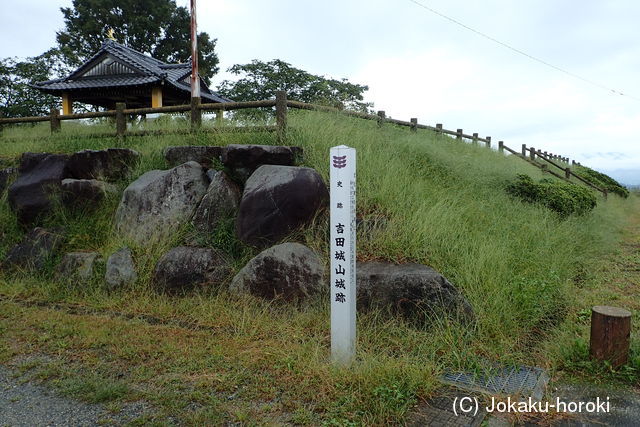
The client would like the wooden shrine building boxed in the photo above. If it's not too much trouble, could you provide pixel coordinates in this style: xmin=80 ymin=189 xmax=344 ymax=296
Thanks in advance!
xmin=32 ymin=40 xmax=230 ymax=114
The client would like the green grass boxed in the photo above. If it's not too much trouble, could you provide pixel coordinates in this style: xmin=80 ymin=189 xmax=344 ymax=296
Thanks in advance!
xmin=573 ymin=165 xmax=630 ymax=198
xmin=0 ymin=110 xmax=637 ymax=424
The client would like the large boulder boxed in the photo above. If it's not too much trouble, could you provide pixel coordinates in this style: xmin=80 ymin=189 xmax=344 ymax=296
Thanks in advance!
xmin=192 ymin=171 xmax=241 ymax=234
xmin=0 ymin=167 xmax=17 ymax=195
xmin=163 ymin=146 xmax=222 ymax=169
xmin=61 ymin=179 xmax=117 ymax=209
xmin=221 ymin=144 xmax=302 ymax=181
xmin=153 ymin=246 xmax=232 ymax=293
xmin=8 ymin=153 xmax=69 ymax=226
xmin=64 ymin=148 xmax=140 ymax=181
xmin=114 ymin=161 xmax=209 ymax=244
xmin=105 ymin=247 xmax=137 ymax=290
xmin=56 ymin=252 xmax=102 ymax=282
xmin=3 ymin=228 xmax=64 ymax=271
xmin=356 ymin=262 xmax=474 ymax=322
xmin=18 ymin=152 xmax=51 ymax=173
xmin=236 ymin=165 xmax=328 ymax=247
xmin=230 ymin=243 xmax=324 ymax=301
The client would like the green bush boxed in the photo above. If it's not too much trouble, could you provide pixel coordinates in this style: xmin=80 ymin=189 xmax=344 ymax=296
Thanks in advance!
xmin=574 ymin=166 xmax=629 ymax=198
xmin=506 ymin=174 xmax=597 ymax=217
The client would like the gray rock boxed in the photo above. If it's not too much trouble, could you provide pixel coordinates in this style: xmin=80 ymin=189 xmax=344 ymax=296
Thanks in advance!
xmin=356 ymin=262 xmax=474 ymax=322
xmin=192 ymin=171 xmax=241 ymax=234
xmin=56 ymin=252 xmax=102 ymax=282
xmin=221 ymin=144 xmax=302 ymax=181
xmin=230 ymin=243 xmax=324 ymax=301
xmin=153 ymin=246 xmax=231 ymax=293
xmin=0 ymin=167 xmax=16 ymax=195
xmin=8 ymin=153 xmax=69 ymax=226
xmin=3 ymin=228 xmax=64 ymax=271
xmin=114 ymin=161 xmax=209 ymax=244
xmin=206 ymin=169 xmax=218 ymax=182
xmin=18 ymin=152 xmax=51 ymax=173
xmin=64 ymin=148 xmax=140 ymax=181
xmin=163 ymin=146 xmax=222 ymax=169
xmin=105 ymin=248 xmax=137 ymax=290
xmin=61 ymin=179 xmax=117 ymax=208
xmin=236 ymin=165 xmax=328 ymax=248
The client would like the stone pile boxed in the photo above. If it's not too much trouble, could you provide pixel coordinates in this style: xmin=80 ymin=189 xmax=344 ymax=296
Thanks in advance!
xmin=7 ymin=149 xmax=139 ymax=226
xmin=0 ymin=143 xmax=473 ymax=322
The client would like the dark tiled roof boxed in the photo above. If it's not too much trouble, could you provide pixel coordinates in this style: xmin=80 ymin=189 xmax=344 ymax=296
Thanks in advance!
xmin=33 ymin=40 xmax=231 ymax=103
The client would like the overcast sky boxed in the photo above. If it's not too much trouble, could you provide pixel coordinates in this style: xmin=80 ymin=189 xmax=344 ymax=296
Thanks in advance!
xmin=1 ymin=0 xmax=639 ymax=183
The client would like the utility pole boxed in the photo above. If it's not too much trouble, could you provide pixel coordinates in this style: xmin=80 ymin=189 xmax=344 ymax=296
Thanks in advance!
xmin=190 ymin=0 xmax=201 ymax=129
xmin=190 ymin=0 xmax=200 ymax=100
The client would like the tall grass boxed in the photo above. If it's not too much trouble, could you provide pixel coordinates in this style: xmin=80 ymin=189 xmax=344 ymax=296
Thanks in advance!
xmin=0 ymin=110 xmax=635 ymax=423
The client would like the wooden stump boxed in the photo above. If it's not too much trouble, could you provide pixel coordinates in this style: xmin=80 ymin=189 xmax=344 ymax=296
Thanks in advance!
xmin=589 ymin=305 xmax=632 ymax=368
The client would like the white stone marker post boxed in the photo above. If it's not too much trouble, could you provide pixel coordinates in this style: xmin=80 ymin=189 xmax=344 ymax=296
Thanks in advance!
xmin=330 ymin=145 xmax=356 ymax=365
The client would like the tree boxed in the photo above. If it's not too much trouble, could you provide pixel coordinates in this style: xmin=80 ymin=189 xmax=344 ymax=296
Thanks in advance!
xmin=56 ymin=0 xmax=219 ymax=84
xmin=217 ymin=59 xmax=373 ymax=120
xmin=0 ymin=54 xmax=60 ymax=118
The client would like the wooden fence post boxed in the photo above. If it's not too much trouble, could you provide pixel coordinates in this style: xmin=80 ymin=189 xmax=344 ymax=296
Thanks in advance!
xmin=115 ymin=102 xmax=126 ymax=139
xmin=590 ymin=306 xmax=631 ymax=368
xmin=276 ymin=90 xmax=287 ymax=144
xmin=456 ymin=129 xmax=463 ymax=140
xmin=565 ymin=167 xmax=571 ymax=179
xmin=50 ymin=108 xmax=61 ymax=133
xmin=529 ymin=146 xmax=535 ymax=160
xmin=521 ymin=144 xmax=526 ymax=156
xmin=498 ymin=140 xmax=504 ymax=153
xmin=190 ymin=96 xmax=202 ymax=131
xmin=410 ymin=118 xmax=417 ymax=132
xmin=472 ymin=132 xmax=478 ymax=144
xmin=485 ymin=136 xmax=491 ymax=148
xmin=377 ymin=110 xmax=386 ymax=127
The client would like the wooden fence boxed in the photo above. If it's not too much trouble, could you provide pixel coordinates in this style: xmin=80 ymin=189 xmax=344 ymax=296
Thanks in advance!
xmin=0 ymin=90 xmax=606 ymax=196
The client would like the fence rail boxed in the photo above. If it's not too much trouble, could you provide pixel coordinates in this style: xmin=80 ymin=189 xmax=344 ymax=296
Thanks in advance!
xmin=0 ymin=91 xmax=606 ymax=196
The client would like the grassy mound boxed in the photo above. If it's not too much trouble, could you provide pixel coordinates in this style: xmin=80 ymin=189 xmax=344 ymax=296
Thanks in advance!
xmin=574 ymin=165 xmax=629 ymax=198
xmin=0 ymin=111 xmax=636 ymax=423
xmin=506 ymin=174 xmax=598 ymax=217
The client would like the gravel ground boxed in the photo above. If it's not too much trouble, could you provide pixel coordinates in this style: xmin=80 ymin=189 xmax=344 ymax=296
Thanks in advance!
xmin=0 ymin=365 xmax=149 ymax=426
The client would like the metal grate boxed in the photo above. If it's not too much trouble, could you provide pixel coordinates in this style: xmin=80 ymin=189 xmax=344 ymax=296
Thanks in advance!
xmin=441 ymin=365 xmax=549 ymax=400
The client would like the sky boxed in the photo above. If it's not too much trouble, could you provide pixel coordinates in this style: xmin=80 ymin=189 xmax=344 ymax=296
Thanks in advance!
xmin=1 ymin=0 xmax=639 ymax=184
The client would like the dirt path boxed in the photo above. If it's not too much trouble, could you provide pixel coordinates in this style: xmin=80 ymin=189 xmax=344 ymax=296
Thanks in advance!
xmin=0 ymin=365 xmax=149 ymax=426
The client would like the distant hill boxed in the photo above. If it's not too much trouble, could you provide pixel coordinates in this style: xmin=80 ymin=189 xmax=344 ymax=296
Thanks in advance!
xmin=603 ymin=168 xmax=640 ymax=187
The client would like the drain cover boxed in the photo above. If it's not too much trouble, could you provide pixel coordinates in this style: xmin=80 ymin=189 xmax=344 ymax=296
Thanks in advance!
xmin=441 ymin=365 xmax=549 ymax=400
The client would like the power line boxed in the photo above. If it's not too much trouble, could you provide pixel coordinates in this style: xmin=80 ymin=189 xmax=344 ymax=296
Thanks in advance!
xmin=406 ymin=0 xmax=640 ymax=102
